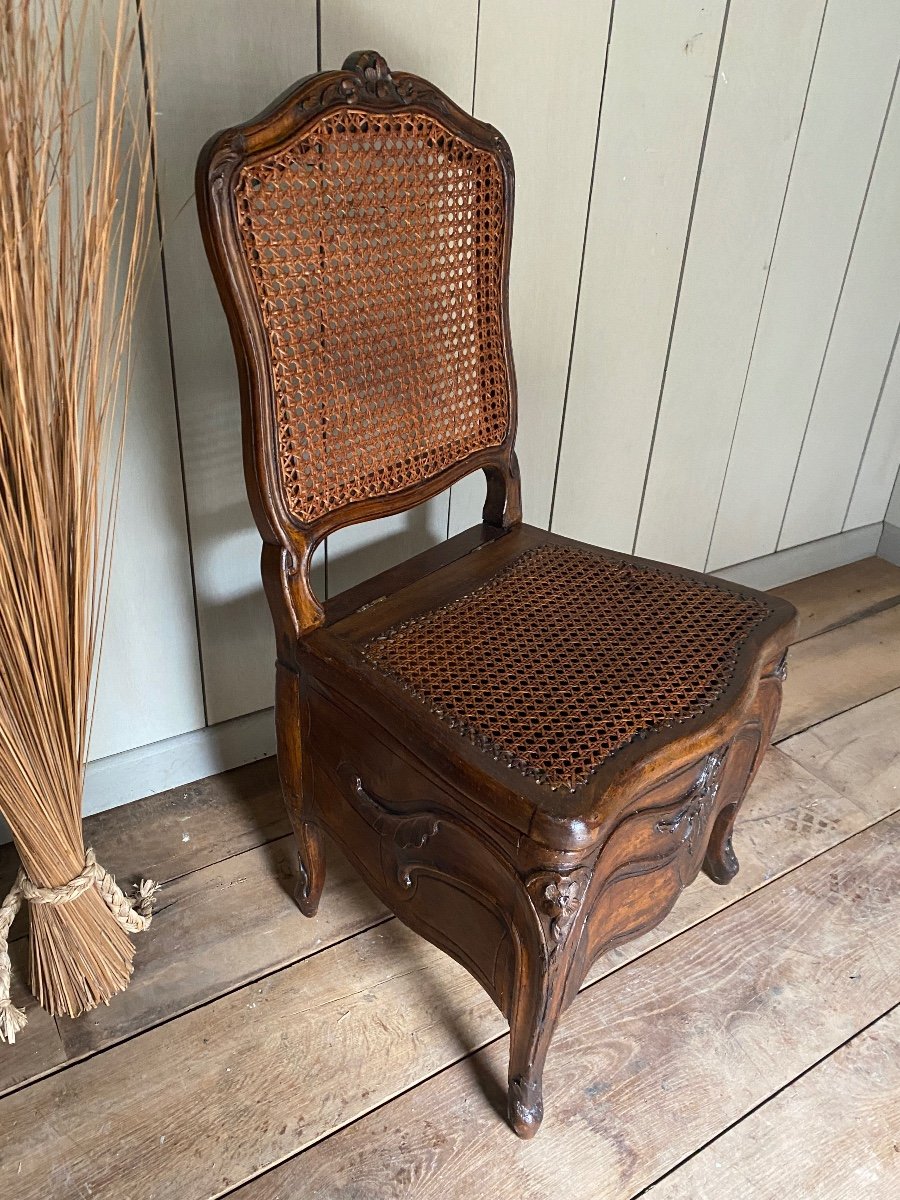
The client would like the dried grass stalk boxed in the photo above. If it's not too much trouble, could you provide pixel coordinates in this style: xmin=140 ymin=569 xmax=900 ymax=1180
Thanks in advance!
xmin=0 ymin=0 xmax=155 ymax=1025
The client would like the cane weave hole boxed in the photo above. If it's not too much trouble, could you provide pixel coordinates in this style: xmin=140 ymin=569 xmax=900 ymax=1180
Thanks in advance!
xmin=234 ymin=108 xmax=510 ymax=524
xmin=362 ymin=545 xmax=773 ymax=792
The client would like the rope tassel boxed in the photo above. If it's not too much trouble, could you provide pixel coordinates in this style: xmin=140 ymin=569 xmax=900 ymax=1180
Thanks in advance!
xmin=0 ymin=849 xmax=160 ymax=1044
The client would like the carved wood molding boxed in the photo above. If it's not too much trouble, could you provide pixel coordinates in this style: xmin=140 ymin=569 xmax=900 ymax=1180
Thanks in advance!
xmin=346 ymin=773 xmax=441 ymax=888
xmin=654 ymin=751 xmax=725 ymax=854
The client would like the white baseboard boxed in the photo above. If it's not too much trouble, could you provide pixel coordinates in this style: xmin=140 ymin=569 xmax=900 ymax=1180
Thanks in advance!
xmin=1 ymin=519 xmax=892 ymax=846
xmin=714 ymin=523 xmax=883 ymax=591
xmin=1 ymin=707 xmax=276 ymax=846
xmin=878 ymin=521 xmax=900 ymax=566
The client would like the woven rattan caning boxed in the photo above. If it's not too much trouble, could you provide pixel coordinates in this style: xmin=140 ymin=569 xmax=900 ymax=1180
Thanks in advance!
xmin=362 ymin=545 xmax=773 ymax=791
xmin=234 ymin=108 xmax=510 ymax=525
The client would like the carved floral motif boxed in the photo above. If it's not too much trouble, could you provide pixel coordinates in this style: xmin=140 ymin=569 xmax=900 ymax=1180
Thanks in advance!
xmin=528 ymin=867 xmax=591 ymax=951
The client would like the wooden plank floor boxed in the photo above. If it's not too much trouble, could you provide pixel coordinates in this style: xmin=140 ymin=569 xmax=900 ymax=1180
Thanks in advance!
xmin=0 ymin=555 xmax=898 ymax=1199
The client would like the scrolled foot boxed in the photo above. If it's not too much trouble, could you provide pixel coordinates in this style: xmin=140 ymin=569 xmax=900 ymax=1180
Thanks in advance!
xmin=703 ymin=831 xmax=739 ymax=885
xmin=294 ymin=857 xmax=319 ymax=916
xmin=293 ymin=822 xmax=325 ymax=917
xmin=508 ymin=1075 xmax=544 ymax=1139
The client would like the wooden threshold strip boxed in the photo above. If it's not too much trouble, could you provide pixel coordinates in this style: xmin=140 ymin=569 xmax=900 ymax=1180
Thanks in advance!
xmin=774 ymin=603 xmax=900 ymax=740
xmin=771 ymin=555 xmax=900 ymax=642
xmin=232 ymin=812 xmax=900 ymax=1200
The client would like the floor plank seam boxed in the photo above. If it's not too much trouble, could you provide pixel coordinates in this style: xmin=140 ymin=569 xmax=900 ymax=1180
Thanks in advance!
xmin=4 ymin=795 xmax=898 ymax=1109
xmin=775 ymin=683 xmax=900 ymax=745
xmin=628 ymin=998 xmax=900 ymax=1200
xmin=0 ymin=911 xmax=395 ymax=1104
xmin=202 ymin=808 xmax=900 ymax=1199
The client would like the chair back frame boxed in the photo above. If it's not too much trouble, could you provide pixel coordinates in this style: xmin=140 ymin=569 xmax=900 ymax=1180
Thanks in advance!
xmin=197 ymin=51 xmax=521 ymax=648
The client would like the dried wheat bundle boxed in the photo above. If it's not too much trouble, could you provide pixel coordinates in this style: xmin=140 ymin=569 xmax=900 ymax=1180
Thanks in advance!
xmin=0 ymin=0 xmax=158 ymax=1039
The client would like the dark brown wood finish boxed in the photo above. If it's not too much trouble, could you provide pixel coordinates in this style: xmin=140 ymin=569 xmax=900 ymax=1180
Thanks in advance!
xmin=196 ymin=51 xmax=796 ymax=1139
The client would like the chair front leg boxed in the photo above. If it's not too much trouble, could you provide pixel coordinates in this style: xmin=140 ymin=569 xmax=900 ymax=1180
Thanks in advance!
xmin=507 ymin=865 xmax=589 ymax=1138
xmin=276 ymin=662 xmax=325 ymax=916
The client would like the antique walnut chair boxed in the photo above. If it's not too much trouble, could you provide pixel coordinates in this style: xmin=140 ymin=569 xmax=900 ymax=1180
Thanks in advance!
xmin=197 ymin=52 xmax=797 ymax=1138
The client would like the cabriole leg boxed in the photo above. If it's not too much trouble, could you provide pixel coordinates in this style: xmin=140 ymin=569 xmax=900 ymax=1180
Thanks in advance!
xmin=507 ymin=976 xmax=555 ymax=1139
xmin=703 ymin=802 xmax=740 ymax=884
xmin=276 ymin=662 xmax=325 ymax=916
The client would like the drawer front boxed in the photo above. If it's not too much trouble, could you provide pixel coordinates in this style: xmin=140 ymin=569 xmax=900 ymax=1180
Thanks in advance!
xmin=578 ymin=751 xmax=726 ymax=972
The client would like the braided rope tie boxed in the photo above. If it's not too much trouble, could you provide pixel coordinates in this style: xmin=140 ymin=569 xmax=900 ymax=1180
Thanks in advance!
xmin=0 ymin=848 xmax=160 ymax=1044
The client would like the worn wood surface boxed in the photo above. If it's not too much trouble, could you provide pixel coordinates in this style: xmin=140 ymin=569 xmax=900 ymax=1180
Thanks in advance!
xmin=1 ymin=561 xmax=897 ymax=1198
xmin=645 ymin=1006 xmax=900 ymax=1200
xmin=0 ymin=832 xmax=385 ymax=1096
xmin=775 ymin=603 xmax=900 ymax=739
xmin=772 ymin=556 xmax=900 ymax=640
xmin=235 ymin=814 xmax=900 ymax=1199
xmin=0 ymin=740 xmax=894 ymax=1200
xmin=780 ymin=686 xmax=900 ymax=810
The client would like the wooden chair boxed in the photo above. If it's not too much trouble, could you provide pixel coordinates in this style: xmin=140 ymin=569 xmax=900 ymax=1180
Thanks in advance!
xmin=197 ymin=51 xmax=797 ymax=1138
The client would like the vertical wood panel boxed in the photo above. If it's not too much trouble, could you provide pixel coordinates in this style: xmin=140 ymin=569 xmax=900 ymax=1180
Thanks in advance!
xmin=151 ymin=1 xmax=318 ymax=724
xmin=446 ymin=0 xmax=613 ymax=537
xmin=887 ymin=467 xmax=900 ymax=525
xmin=845 ymin=329 xmax=900 ymax=527
xmin=707 ymin=0 xmax=900 ymax=570
xmin=780 ymin=80 xmax=900 ymax=548
xmin=320 ymin=0 xmax=479 ymax=596
xmin=633 ymin=0 xmax=825 ymax=570
xmin=551 ymin=0 xmax=726 ymax=553
xmin=90 ymin=2 xmax=205 ymax=760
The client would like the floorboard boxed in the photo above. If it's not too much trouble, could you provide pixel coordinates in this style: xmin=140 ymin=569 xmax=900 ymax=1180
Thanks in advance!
xmin=232 ymin=814 xmax=900 ymax=1200
xmin=0 ymin=756 xmax=286 ymax=905
xmin=0 ymin=744 xmax=895 ymax=1200
xmin=771 ymin=556 xmax=900 ymax=641
xmin=779 ymin=686 xmax=900 ymax=807
xmin=0 ymin=559 xmax=897 ymax=1198
xmin=643 ymin=1005 xmax=900 ymax=1200
xmin=775 ymin=604 xmax=900 ymax=739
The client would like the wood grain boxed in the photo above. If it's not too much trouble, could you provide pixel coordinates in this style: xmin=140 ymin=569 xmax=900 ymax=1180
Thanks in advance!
xmin=0 ymin=744 xmax=894 ymax=1200
xmin=644 ymin=1007 xmax=900 ymax=1199
xmin=779 ymin=686 xmax=900 ymax=814
xmin=776 ymin=604 xmax=900 ymax=739
xmin=0 ymin=755 xmax=287 ymax=905
xmin=634 ymin=0 xmax=826 ymax=569
xmin=0 ymin=832 xmax=385 ymax=1096
xmin=772 ymin=556 xmax=900 ymax=641
xmin=239 ymin=814 xmax=900 ymax=1200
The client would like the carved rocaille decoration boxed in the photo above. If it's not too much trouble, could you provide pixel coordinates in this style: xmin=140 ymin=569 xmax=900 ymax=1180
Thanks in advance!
xmin=196 ymin=48 xmax=799 ymax=1141
xmin=655 ymin=752 xmax=724 ymax=853
xmin=349 ymin=774 xmax=441 ymax=889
